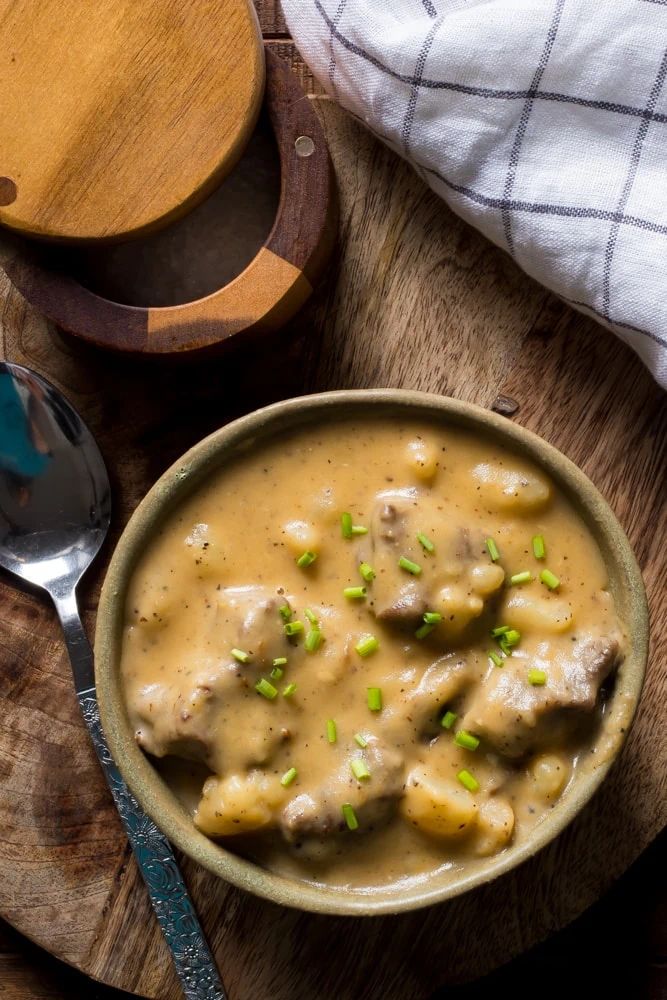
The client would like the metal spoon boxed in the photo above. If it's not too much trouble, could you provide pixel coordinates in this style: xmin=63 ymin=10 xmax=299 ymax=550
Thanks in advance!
xmin=0 ymin=361 xmax=226 ymax=1000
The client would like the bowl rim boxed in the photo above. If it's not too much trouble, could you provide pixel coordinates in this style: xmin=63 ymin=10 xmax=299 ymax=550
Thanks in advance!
xmin=95 ymin=389 xmax=649 ymax=916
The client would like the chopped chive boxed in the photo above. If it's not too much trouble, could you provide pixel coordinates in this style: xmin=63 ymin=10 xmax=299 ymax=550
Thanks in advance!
xmin=305 ymin=629 xmax=323 ymax=653
xmin=231 ymin=647 xmax=250 ymax=664
xmin=283 ymin=682 xmax=297 ymax=697
xmin=398 ymin=556 xmax=422 ymax=575
xmin=454 ymin=729 xmax=480 ymax=751
xmin=351 ymin=758 xmax=371 ymax=781
xmin=279 ymin=604 xmax=292 ymax=622
xmin=457 ymin=769 xmax=479 ymax=792
xmin=532 ymin=534 xmax=546 ymax=560
xmin=350 ymin=757 xmax=371 ymax=781
xmin=354 ymin=733 xmax=368 ymax=748
xmin=355 ymin=634 xmax=379 ymax=657
xmin=415 ymin=622 xmax=435 ymax=639
xmin=270 ymin=666 xmax=284 ymax=680
xmin=499 ymin=637 xmax=512 ymax=656
xmin=503 ymin=629 xmax=521 ymax=647
xmin=272 ymin=656 xmax=287 ymax=667
xmin=417 ymin=532 xmax=435 ymax=553
xmin=342 ymin=803 xmax=358 ymax=831
xmin=341 ymin=512 xmax=353 ymax=538
xmin=486 ymin=538 xmax=500 ymax=562
xmin=528 ymin=668 xmax=547 ymax=686
xmin=488 ymin=649 xmax=504 ymax=667
xmin=491 ymin=625 xmax=511 ymax=637
xmin=510 ymin=571 xmax=533 ymax=585
xmin=441 ymin=710 xmax=457 ymax=730
xmin=255 ymin=678 xmax=278 ymax=700
xmin=359 ymin=562 xmax=376 ymax=582
xmin=284 ymin=620 xmax=304 ymax=637
xmin=423 ymin=611 xmax=442 ymax=624
xmin=540 ymin=569 xmax=560 ymax=590
xmin=296 ymin=550 xmax=317 ymax=568
xmin=326 ymin=719 xmax=337 ymax=744
xmin=343 ymin=586 xmax=367 ymax=600
xmin=304 ymin=608 xmax=318 ymax=625
xmin=280 ymin=766 xmax=297 ymax=787
xmin=367 ymin=686 xmax=382 ymax=712
xmin=351 ymin=524 xmax=368 ymax=535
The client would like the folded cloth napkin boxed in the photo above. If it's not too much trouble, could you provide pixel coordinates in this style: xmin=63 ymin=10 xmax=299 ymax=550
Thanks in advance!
xmin=281 ymin=0 xmax=667 ymax=389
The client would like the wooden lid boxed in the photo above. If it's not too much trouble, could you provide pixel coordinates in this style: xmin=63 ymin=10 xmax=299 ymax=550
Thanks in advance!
xmin=0 ymin=0 xmax=264 ymax=242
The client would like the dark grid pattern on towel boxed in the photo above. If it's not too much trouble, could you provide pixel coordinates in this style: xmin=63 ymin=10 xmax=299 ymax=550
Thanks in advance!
xmin=283 ymin=0 xmax=667 ymax=385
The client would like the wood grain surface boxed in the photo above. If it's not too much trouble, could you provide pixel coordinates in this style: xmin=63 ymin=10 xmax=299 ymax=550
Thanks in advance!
xmin=0 ymin=16 xmax=665 ymax=1000
xmin=0 ymin=0 xmax=264 ymax=241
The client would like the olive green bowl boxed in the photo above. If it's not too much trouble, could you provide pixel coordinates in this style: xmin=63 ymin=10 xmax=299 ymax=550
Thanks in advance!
xmin=95 ymin=390 xmax=648 ymax=916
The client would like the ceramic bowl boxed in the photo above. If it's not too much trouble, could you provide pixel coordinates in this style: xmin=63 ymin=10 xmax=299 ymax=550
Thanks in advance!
xmin=95 ymin=390 xmax=648 ymax=916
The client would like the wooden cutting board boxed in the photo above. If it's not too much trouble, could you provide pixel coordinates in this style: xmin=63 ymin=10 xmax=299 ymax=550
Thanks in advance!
xmin=0 ymin=0 xmax=264 ymax=241
xmin=0 ymin=35 xmax=665 ymax=1000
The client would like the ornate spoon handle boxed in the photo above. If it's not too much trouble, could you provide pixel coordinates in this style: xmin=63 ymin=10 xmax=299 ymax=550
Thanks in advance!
xmin=56 ymin=591 xmax=226 ymax=1000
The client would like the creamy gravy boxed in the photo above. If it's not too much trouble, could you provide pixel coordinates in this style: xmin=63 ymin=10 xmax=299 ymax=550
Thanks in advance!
xmin=121 ymin=420 xmax=625 ymax=889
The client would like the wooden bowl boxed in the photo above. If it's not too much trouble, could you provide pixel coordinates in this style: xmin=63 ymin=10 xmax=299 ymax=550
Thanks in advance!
xmin=2 ymin=52 xmax=336 ymax=356
xmin=95 ymin=390 xmax=649 ymax=916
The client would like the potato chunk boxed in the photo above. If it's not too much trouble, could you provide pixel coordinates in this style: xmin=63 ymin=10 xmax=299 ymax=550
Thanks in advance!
xmin=194 ymin=771 xmax=281 ymax=837
xmin=282 ymin=519 xmax=320 ymax=557
xmin=471 ymin=462 xmax=551 ymax=513
xmin=503 ymin=592 xmax=573 ymax=634
xmin=401 ymin=767 xmax=477 ymax=838
xmin=529 ymin=753 xmax=569 ymax=801
xmin=405 ymin=438 xmax=439 ymax=483
xmin=472 ymin=797 xmax=515 ymax=856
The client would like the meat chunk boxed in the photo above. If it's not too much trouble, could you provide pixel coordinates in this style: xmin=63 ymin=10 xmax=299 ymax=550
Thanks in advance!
xmin=463 ymin=636 xmax=621 ymax=758
xmin=365 ymin=491 xmax=504 ymax=634
xmin=407 ymin=654 xmax=473 ymax=728
xmin=280 ymin=739 xmax=404 ymax=841
xmin=218 ymin=585 xmax=286 ymax=669
xmin=369 ymin=493 xmax=428 ymax=624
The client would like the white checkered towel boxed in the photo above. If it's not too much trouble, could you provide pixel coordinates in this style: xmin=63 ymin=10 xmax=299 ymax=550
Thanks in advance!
xmin=282 ymin=0 xmax=667 ymax=389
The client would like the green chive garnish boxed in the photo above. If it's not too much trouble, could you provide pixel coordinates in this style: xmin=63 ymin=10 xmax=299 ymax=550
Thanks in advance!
xmin=528 ymin=669 xmax=547 ymax=686
xmin=454 ymin=730 xmax=480 ymax=751
xmin=255 ymin=678 xmax=278 ymax=700
xmin=342 ymin=803 xmax=358 ymax=830
xmin=270 ymin=666 xmax=284 ymax=680
xmin=367 ymin=687 xmax=382 ymax=712
xmin=398 ymin=556 xmax=422 ymax=575
xmin=417 ymin=532 xmax=435 ymax=553
xmin=486 ymin=538 xmax=500 ymax=562
xmin=231 ymin=648 xmax=250 ymax=664
xmin=326 ymin=719 xmax=337 ymax=743
xmin=355 ymin=635 xmax=379 ymax=657
xmin=503 ymin=629 xmax=521 ymax=647
xmin=488 ymin=650 xmax=504 ymax=667
xmin=457 ymin=769 xmax=479 ymax=792
xmin=304 ymin=629 xmax=323 ymax=653
xmin=341 ymin=512 xmax=353 ymax=538
xmin=351 ymin=524 xmax=368 ymax=535
xmin=510 ymin=571 xmax=533 ymax=585
xmin=359 ymin=562 xmax=376 ymax=582
xmin=296 ymin=550 xmax=317 ymax=568
xmin=540 ymin=569 xmax=560 ymax=590
xmin=284 ymin=620 xmax=304 ymax=637
xmin=491 ymin=625 xmax=511 ymax=637
xmin=279 ymin=604 xmax=292 ymax=621
xmin=423 ymin=611 xmax=442 ymax=624
xmin=415 ymin=622 xmax=435 ymax=639
xmin=304 ymin=608 xmax=318 ymax=625
xmin=281 ymin=767 xmax=297 ymax=787
xmin=351 ymin=758 xmax=371 ymax=781
xmin=441 ymin=710 xmax=457 ymax=730
xmin=343 ymin=586 xmax=367 ymax=600
xmin=354 ymin=733 xmax=368 ymax=748
xmin=272 ymin=656 xmax=287 ymax=667
xmin=532 ymin=535 xmax=546 ymax=560
xmin=283 ymin=682 xmax=297 ymax=697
